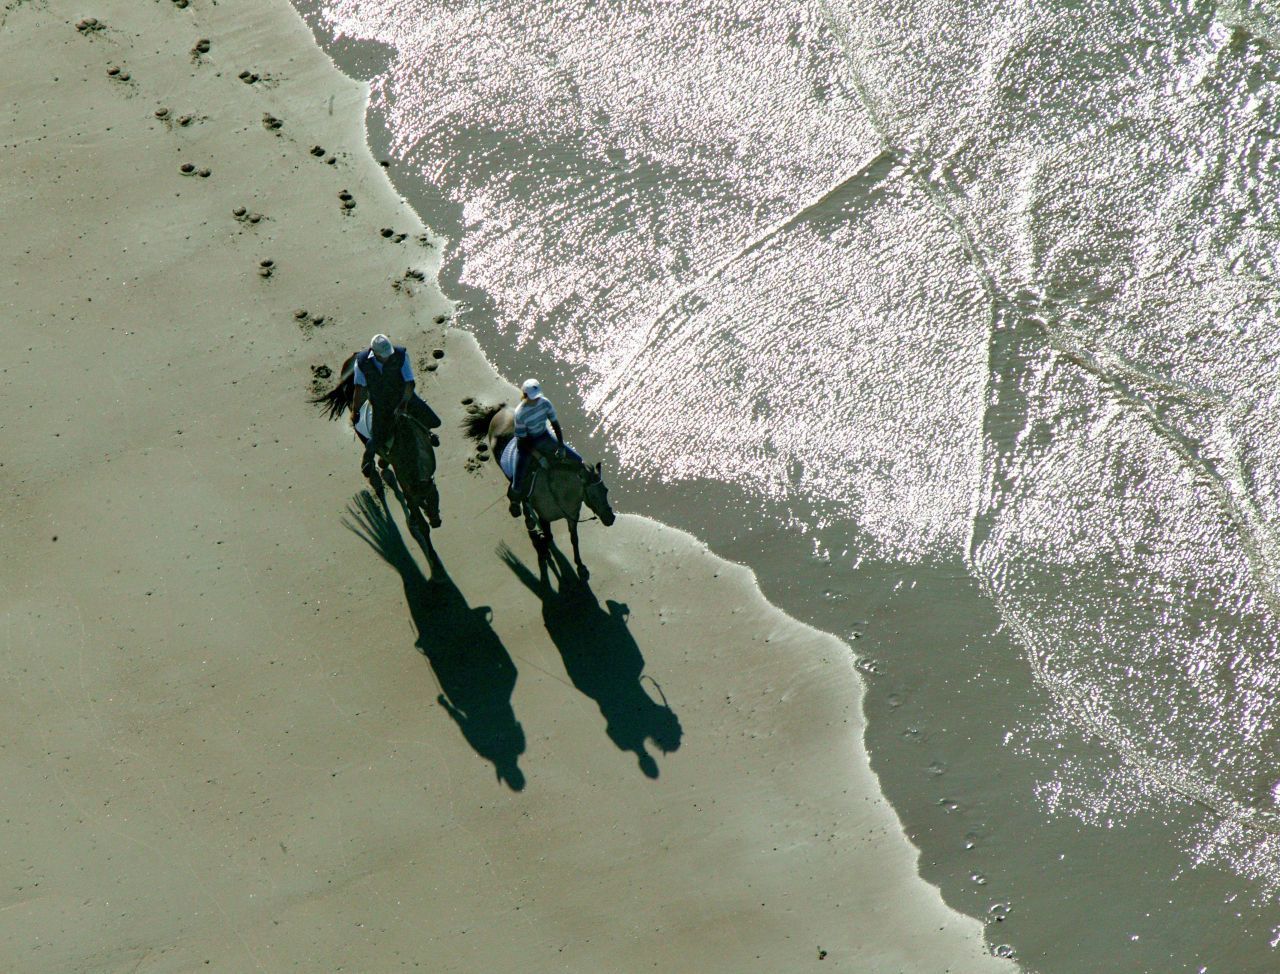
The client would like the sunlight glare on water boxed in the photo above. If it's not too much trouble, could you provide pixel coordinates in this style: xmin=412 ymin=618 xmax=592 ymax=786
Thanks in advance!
xmin=310 ymin=0 xmax=1280 ymax=959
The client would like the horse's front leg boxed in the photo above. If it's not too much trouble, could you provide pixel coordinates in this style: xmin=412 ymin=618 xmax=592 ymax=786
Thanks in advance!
xmin=423 ymin=478 xmax=441 ymax=528
xmin=566 ymin=518 xmax=588 ymax=579
xmin=361 ymin=452 xmax=386 ymax=500
xmin=401 ymin=484 xmax=435 ymax=559
xmin=524 ymin=509 xmax=548 ymax=562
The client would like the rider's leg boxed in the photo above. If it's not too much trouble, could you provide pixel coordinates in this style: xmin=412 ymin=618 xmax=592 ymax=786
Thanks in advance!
xmin=407 ymin=395 xmax=442 ymax=430
xmin=356 ymin=429 xmax=377 ymax=479
xmin=508 ymin=438 xmax=531 ymax=516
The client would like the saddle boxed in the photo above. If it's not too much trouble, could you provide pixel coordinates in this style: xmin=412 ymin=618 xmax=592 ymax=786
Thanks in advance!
xmin=500 ymin=437 xmax=580 ymax=487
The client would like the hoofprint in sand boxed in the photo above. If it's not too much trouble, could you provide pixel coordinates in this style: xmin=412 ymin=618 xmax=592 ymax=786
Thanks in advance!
xmin=0 ymin=2 xmax=1010 ymax=971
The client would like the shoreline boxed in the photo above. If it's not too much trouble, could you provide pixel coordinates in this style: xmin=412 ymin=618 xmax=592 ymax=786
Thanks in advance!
xmin=1 ymin=1 xmax=1008 ymax=970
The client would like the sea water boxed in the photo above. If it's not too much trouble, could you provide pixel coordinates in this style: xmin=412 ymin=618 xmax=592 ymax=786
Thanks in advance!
xmin=297 ymin=1 xmax=1280 ymax=968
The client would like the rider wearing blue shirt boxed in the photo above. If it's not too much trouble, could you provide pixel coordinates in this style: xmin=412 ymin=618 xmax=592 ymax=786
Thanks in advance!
xmin=350 ymin=334 xmax=440 ymax=477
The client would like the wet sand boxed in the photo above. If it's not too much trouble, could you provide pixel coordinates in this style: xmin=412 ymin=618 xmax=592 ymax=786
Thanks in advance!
xmin=0 ymin=2 xmax=1007 ymax=970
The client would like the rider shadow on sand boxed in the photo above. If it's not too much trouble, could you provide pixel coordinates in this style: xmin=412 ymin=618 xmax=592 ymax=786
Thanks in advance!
xmin=345 ymin=491 xmax=527 ymax=791
xmin=499 ymin=542 xmax=682 ymax=779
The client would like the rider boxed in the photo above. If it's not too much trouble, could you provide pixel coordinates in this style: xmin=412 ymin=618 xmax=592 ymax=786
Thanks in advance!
xmin=508 ymin=378 xmax=582 ymax=516
xmin=349 ymin=334 xmax=441 ymax=478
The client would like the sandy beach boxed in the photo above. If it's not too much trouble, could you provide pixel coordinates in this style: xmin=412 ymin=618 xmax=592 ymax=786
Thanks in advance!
xmin=1 ymin=2 xmax=1008 ymax=970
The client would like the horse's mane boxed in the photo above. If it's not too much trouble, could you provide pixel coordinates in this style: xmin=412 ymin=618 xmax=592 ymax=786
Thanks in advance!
xmin=309 ymin=352 xmax=359 ymax=421
xmin=460 ymin=401 xmax=505 ymax=442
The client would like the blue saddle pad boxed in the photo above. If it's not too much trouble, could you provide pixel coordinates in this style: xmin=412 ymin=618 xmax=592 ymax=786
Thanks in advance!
xmin=500 ymin=438 xmax=518 ymax=482
xmin=499 ymin=437 xmax=579 ymax=484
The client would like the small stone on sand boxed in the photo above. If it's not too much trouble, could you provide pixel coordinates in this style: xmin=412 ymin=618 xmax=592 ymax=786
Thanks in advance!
xmin=154 ymin=107 xmax=169 ymax=118
xmin=232 ymin=206 xmax=247 ymax=217
xmin=247 ymin=213 xmax=262 ymax=224
xmin=180 ymin=163 xmax=195 ymax=174
xmin=107 ymin=65 xmax=120 ymax=76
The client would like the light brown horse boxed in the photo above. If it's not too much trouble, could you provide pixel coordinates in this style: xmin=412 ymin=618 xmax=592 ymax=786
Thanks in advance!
xmin=313 ymin=352 xmax=441 ymax=550
xmin=463 ymin=403 xmax=614 ymax=577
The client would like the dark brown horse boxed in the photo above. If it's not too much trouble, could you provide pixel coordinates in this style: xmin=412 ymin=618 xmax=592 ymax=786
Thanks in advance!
xmin=313 ymin=352 xmax=441 ymax=549
xmin=463 ymin=402 xmax=614 ymax=577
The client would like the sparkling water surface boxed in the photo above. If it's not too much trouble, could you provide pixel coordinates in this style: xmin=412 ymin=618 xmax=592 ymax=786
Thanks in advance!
xmin=303 ymin=0 xmax=1280 ymax=967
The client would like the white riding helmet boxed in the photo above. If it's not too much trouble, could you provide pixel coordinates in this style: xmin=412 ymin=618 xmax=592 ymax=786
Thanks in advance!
xmin=521 ymin=378 xmax=542 ymax=399
xmin=371 ymin=334 xmax=394 ymax=359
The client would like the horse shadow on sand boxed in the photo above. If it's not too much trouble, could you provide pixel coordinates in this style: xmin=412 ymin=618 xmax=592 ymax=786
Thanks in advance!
xmin=499 ymin=542 xmax=682 ymax=778
xmin=345 ymin=490 xmax=527 ymax=791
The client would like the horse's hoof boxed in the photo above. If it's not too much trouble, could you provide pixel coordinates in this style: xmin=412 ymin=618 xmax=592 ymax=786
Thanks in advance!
xmin=428 ymin=516 xmax=442 ymax=529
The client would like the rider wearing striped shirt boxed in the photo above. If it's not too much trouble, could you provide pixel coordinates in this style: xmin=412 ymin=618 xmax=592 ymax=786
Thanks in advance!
xmin=508 ymin=378 xmax=582 ymax=516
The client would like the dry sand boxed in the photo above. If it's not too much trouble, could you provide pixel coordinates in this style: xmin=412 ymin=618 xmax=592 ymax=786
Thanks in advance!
xmin=1 ymin=2 xmax=1011 ymax=970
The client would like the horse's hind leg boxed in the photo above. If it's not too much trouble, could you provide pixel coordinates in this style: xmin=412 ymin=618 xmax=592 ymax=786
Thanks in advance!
xmin=567 ymin=519 xmax=588 ymax=580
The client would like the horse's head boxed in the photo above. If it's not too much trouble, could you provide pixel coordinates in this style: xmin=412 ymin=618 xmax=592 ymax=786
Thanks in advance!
xmin=582 ymin=461 xmax=615 ymax=527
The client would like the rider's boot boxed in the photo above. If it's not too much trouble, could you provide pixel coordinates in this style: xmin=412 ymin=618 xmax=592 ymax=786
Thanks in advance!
xmin=507 ymin=484 xmax=522 ymax=518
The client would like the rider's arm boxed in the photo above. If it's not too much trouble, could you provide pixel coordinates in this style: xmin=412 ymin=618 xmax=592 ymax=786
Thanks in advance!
xmin=396 ymin=380 xmax=415 ymax=413
xmin=551 ymin=420 xmax=565 ymax=445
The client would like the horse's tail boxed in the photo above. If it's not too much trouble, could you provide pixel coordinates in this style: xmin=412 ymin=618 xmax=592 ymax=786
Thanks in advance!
xmin=310 ymin=352 xmax=358 ymax=421
xmin=460 ymin=401 xmax=505 ymax=442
